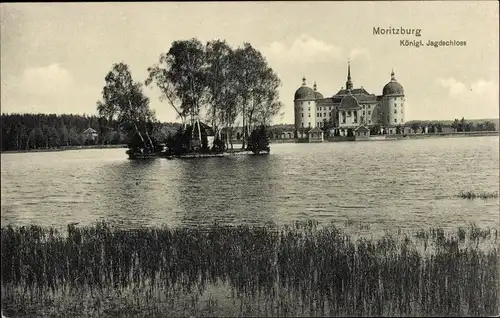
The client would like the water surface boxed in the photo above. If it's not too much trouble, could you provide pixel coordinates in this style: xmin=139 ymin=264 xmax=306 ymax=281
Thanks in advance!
xmin=1 ymin=136 xmax=498 ymax=233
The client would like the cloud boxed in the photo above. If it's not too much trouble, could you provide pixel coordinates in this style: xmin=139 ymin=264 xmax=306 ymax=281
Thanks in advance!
xmin=433 ymin=77 xmax=498 ymax=119
xmin=0 ymin=64 xmax=95 ymax=114
xmin=349 ymin=48 xmax=370 ymax=61
xmin=436 ymin=77 xmax=498 ymax=99
xmin=436 ymin=77 xmax=468 ymax=97
xmin=262 ymin=34 xmax=342 ymax=65
xmin=470 ymin=79 xmax=497 ymax=95
xmin=19 ymin=63 xmax=74 ymax=96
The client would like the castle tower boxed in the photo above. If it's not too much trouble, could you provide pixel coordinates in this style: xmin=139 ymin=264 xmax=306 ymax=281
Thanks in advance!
xmin=294 ymin=76 xmax=317 ymax=134
xmin=382 ymin=69 xmax=405 ymax=129
xmin=345 ymin=60 xmax=353 ymax=91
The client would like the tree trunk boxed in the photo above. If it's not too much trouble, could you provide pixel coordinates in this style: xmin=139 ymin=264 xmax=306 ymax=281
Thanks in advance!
xmin=241 ymin=98 xmax=247 ymax=149
xmin=144 ymin=129 xmax=154 ymax=151
xmin=133 ymin=124 xmax=146 ymax=148
xmin=229 ymin=127 xmax=233 ymax=150
xmin=196 ymin=119 xmax=202 ymax=143
xmin=25 ymin=133 xmax=31 ymax=150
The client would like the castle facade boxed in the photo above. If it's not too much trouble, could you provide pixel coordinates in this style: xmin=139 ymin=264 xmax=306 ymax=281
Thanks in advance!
xmin=294 ymin=62 xmax=406 ymax=137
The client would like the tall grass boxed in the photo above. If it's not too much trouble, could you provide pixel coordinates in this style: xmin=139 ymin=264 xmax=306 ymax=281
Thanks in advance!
xmin=457 ymin=191 xmax=499 ymax=200
xmin=1 ymin=221 xmax=498 ymax=317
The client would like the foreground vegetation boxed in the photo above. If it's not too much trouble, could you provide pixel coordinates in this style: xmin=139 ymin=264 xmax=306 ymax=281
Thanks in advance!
xmin=457 ymin=191 xmax=499 ymax=200
xmin=1 ymin=221 xmax=497 ymax=317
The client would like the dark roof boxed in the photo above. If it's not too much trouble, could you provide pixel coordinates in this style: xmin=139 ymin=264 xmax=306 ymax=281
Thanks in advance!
xmin=314 ymin=91 xmax=324 ymax=99
xmin=192 ymin=121 xmax=215 ymax=137
xmin=355 ymin=125 xmax=369 ymax=131
xmin=309 ymin=127 xmax=323 ymax=133
xmin=383 ymin=72 xmax=404 ymax=95
xmin=294 ymin=86 xmax=316 ymax=101
xmin=316 ymin=98 xmax=334 ymax=107
xmin=335 ymin=87 xmax=371 ymax=96
xmin=338 ymin=93 xmax=361 ymax=110
xmin=383 ymin=81 xmax=404 ymax=95
xmin=352 ymin=94 xmax=378 ymax=102
xmin=332 ymin=87 xmax=378 ymax=104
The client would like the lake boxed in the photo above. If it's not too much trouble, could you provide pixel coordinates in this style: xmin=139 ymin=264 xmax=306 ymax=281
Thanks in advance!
xmin=1 ymin=136 xmax=499 ymax=234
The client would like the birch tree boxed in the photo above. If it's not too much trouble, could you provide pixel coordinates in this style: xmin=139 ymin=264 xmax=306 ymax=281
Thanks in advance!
xmin=96 ymin=62 xmax=156 ymax=151
xmin=146 ymin=39 xmax=207 ymax=142
xmin=205 ymin=39 xmax=233 ymax=138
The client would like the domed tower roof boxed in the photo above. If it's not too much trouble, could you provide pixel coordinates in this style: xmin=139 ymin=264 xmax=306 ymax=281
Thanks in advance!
xmin=294 ymin=76 xmax=316 ymax=101
xmin=383 ymin=70 xmax=404 ymax=95
xmin=339 ymin=90 xmax=361 ymax=109
xmin=313 ymin=81 xmax=324 ymax=99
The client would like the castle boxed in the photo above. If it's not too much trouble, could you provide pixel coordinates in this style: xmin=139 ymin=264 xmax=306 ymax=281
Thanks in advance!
xmin=294 ymin=61 xmax=406 ymax=138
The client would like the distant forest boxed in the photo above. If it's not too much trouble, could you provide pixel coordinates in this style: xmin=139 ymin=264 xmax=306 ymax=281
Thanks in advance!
xmin=1 ymin=113 xmax=497 ymax=152
xmin=0 ymin=113 xmax=180 ymax=151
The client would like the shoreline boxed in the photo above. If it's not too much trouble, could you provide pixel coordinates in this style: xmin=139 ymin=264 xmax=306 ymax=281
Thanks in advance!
xmin=258 ymin=131 xmax=499 ymax=144
xmin=1 ymin=131 xmax=497 ymax=154
xmin=0 ymin=144 xmax=127 ymax=154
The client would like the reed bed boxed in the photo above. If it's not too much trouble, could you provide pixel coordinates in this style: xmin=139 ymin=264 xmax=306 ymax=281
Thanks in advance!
xmin=457 ymin=190 xmax=499 ymax=199
xmin=1 ymin=221 xmax=498 ymax=317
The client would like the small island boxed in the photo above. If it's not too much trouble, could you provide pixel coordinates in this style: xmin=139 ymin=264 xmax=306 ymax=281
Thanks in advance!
xmin=94 ymin=39 xmax=280 ymax=160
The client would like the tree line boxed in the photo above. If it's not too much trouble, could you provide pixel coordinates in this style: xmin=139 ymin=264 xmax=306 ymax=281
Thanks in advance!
xmin=0 ymin=113 xmax=180 ymax=151
xmin=407 ymin=118 xmax=496 ymax=134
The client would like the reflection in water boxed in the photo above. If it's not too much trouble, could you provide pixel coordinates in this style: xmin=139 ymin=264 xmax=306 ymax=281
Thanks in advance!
xmin=1 ymin=136 xmax=499 ymax=232
xmin=100 ymin=160 xmax=160 ymax=228
xmin=177 ymin=155 xmax=278 ymax=226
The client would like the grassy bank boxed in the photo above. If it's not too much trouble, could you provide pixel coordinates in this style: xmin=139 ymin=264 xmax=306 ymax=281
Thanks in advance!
xmin=1 ymin=221 xmax=498 ymax=317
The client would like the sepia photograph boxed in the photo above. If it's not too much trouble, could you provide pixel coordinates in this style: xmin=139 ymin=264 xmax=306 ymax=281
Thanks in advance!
xmin=1 ymin=1 xmax=499 ymax=317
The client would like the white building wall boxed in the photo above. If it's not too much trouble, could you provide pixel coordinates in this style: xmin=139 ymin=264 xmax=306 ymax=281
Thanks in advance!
xmin=338 ymin=109 xmax=360 ymax=128
xmin=384 ymin=95 xmax=405 ymax=127
xmin=294 ymin=101 xmax=302 ymax=131
xmin=400 ymin=96 xmax=406 ymax=125
xmin=316 ymin=105 xmax=333 ymax=127
xmin=294 ymin=100 xmax=317 ymax=130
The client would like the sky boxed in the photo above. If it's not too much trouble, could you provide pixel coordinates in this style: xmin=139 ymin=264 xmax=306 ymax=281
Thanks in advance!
xmin=1 ymin=2 xmax=499 ymax=125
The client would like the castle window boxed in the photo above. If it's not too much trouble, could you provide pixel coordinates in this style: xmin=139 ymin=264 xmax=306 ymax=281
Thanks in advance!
xmin=363 ymin=111 xmax=365 ymax=115
xmin=324 ymin=113 xmax=326 ymax=117
xmin=394 ymin=119 xmax=397 ymax=123
xmin=368 ymin=111 xmax=371 ymax=115
xmin=301 ymin=123 xmax=304 ymax=128
xmin=308 ymin=101 xmax=311 ymax=105
xmin=394 ymin=109 xmax=397 ymax=114
xmin=308 ymin=114 xmax=311 ymax=117
xmin=363 ymin=105 xmax=365 ymax=109
xmin=301 ymin=113 xmax=303 ymax=118
xmin=329 ymin=107 xmax=331 ymax=110
xmin=308 ymin=107 xmax=310 ymax=111
xmin=369 ymin=119 xmax=371 ymax=124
